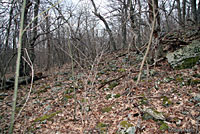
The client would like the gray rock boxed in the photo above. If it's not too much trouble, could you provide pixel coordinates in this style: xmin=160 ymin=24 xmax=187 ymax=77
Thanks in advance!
xmin=196 ymin=116 xmax=200 ymax=121
xmin=166 ymin=40 xmax=200 ymax=69
xmin=0 ymin=93 xmax=8 ymax=96
xmin=126 ymin=127 xmax=136 ymax=134
xmin=51 ymin=87 xmax=62 ymax=92
xmin=139 ymin=107 xmax=166 ymax=121
xmin=194 ymin=94 xmax=200 ymax=102
xmin=118 ymin=126 xmax=136 ymax=134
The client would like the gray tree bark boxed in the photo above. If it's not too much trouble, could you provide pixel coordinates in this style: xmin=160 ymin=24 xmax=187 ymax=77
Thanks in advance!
xmin=9 ymin=0 xmax=27 ymax=133
xmin=45 ymin=12 xmax=51 ymax=71
xmin=182 ymin=0 xmax=186 ymax=26
xmin=121 ymin=0 xmax=129 ymax=48
xmin=198 ymin=0 xmax=200 ymax=24
xmin=19 ymin=0 xmax=31 ymax=76
xmin=5 ymin=0 xmax=15 ymax=50
xmin=30 ymin=0 xmax=40 ymax=65
xmin=176 ymin=0 xmax=182 ymax=26
xmin=148 ymin=0 xmax=163 ymax=64
xmin=191 ymin=0 xmax=198 ymax=24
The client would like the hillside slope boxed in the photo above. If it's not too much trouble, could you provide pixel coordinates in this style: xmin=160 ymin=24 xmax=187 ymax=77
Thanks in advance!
xmin=1 ymin=50 xmax=200 ymax=134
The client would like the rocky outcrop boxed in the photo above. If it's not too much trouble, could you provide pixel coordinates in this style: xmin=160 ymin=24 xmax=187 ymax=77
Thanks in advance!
xmin=166 ymin=40 xmax=200 ymax=69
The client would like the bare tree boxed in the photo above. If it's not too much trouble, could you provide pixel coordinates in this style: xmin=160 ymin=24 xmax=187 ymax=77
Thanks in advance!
xmin=0 ymin=0 xmax=199 ymax=87
xmin=182 ymin=0 xmax=186 ymax=26
xmin=175 ymin=0 xmax=182 ymax=26
xmin=191 ymin=0 xmax=198 ymax=24
xmin=19 ymin=0 xmax=31 ymax=76
xmin=90 ymin=0 xmax=117 ymax=51
xmin=9 ymin=0 xmax=27 ymax=133
xmin=44 ymin=11 xmax=51 ymax=70
xmin=121 ymin=0 xmax=130 ymax=48
xmin=4 ymin=0 xmax=15 ymax=50
xmin=148 ymin=0 xmax=162 ymax=64
xmin=129 ymin=0 xmax=142 ymax=51
xmin=198 ymin=0 xmax=200 ymax=24
xmin=30 ymin=0 xmax=40 ymax=64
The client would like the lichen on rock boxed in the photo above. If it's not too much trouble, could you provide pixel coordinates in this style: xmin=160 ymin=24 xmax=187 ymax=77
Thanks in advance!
xmin=166 ymin=40 xmax=200 ymax=69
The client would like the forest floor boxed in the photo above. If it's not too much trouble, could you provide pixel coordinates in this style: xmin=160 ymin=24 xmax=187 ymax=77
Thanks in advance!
xmin=1 ymin=50 xmax=200 ymax=134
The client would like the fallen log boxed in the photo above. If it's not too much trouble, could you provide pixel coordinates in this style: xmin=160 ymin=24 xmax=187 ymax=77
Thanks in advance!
xmin=0 ymin=75 xmax=47 ymax=90
xmin=97 ymin=74 xmax=126 ymax=90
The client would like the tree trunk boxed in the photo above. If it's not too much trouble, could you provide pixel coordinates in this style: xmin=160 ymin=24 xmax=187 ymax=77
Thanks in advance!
xmin=182 ymin=0 xmax=186 ymax=26
xmin=12 ymin=20 xmax=17 ymax=72
xmin=45 ymin=12 xmax=51 ymax=71
xmin=148 ymin=0 xmax=162 ymax=64
xmin=186 ymin=4 xmax=191 ymax=20
xmin=137 ymin=0 xmax=142 ymax=45
xmin=129 ymin=0 xmax=136 ymax=49
xmin=198 ymin=0 xmax=200 ymax=24
xmin=176 ymin=0 xmax=182 ymax=26
xmin=90 ymin=0 xmax=117 ymax=51
xmin=19 ymin=0 xmax=31 ymax=76
xmin=1 ymin=0 xmax=15 ymax=82
xmin=191 ymin=0 xmax=198 ymax=24
xmin=5 ymin=0 xmax=15 ymax=50
xmin=122 ymin=0 xmax=129 ymax=49
xmin=9 ymin=0 xmax=27 ymax=132
xmin=30 ymin=0 xmax=40 ymax=66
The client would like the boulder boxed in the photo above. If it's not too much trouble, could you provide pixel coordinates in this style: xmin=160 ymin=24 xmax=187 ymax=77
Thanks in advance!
xmin=166 ymin=40 xmax=200 ymax=69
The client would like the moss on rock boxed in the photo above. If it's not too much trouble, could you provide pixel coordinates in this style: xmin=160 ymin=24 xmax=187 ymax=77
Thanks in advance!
xmin=34 ymin=111 xmax=61 ymax=122
xmin=97 ymin=122 xmax=108 ymax=131
xmin=101 ymin=106 xmax=112 ymax=113
xmin=175 ymin=57 xmax=200 ymax=69
xmin=119 ymin=121 xmax=133 ymax=128
xmin=162 ymin=96 xmax=173 ymax=107
xmin=159 ymin=121 xmax=169 ymax=130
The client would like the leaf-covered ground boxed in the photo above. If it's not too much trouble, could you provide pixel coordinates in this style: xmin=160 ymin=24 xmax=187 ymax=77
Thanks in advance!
xmin=1 ymin=50 xmax=200 ymax=134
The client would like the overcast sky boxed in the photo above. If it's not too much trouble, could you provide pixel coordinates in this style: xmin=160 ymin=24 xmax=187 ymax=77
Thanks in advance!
xmin=72 ymin=0 xmax=109 ymax=12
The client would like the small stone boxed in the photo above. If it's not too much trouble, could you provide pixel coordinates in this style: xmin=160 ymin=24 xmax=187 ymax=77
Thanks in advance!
xmin=126 ymin=126 xmax=136 ymax=134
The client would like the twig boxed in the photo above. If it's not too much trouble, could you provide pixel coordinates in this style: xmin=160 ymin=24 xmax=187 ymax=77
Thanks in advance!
xmin=136 ymin=0 xmax=157 ymax=85
xmin=98 ymin=74 xmax=126 ymax=90
xmin=16 ymin=48 xmax=34 ymax=119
